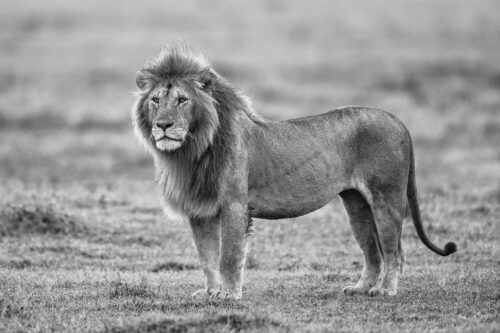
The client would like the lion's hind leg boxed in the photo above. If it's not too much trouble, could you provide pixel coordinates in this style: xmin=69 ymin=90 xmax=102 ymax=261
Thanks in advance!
xmin=364 ymin=190 xmax=406 ymax=297
xmin=339 ymin=189 xmax=382 ymax=295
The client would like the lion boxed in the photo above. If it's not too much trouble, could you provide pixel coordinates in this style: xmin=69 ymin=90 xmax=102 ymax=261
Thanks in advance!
xmin=132 ymin=44 xmax=457 ymax=300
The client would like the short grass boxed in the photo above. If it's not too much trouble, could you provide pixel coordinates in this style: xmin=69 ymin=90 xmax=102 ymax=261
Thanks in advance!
xmin=0 ymin=0 xmax=499 ymax=332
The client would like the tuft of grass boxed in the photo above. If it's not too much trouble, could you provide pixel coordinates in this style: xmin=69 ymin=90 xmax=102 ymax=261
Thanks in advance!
xmin=0 ymin=201 xmax=88 ymax=237
xmin=0 ymin=299 xmax=29 ymax=321
xmin=102 ymin=313 xmax=287 ymax=333
xmin=108 ymin=276 xmax=155 ymax=299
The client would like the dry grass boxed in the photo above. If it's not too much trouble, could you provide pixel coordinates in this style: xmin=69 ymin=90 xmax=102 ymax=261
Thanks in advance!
xmin=0 ymin=0 xmax=499 ymax=332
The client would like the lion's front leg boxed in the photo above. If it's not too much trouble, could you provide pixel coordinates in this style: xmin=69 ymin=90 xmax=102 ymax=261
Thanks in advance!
xmin=189 ymin=217 xmax=221 ymax=299
xmin=211 ymin=202 xmax=248 ymax=300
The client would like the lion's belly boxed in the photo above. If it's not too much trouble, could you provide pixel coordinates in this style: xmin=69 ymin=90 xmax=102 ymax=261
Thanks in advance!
xmin=248 ymin=188 xmax=339 ymax=219
xmin=247 ymin=151 xmax=349 ymax=219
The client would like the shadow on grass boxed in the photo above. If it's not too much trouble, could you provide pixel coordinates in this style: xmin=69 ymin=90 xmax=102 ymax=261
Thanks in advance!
xmin=150 ymin=262 xmax=198 ymax=273
xmin=102 ymin=313 xmax=287 ymax=333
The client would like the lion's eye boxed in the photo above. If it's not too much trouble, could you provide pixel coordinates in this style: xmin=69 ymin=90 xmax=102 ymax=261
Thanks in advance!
xmin=151 ymin=97 xmax=159 ymax=104
xmin=178 ymin=96 xmax=187 ymax=104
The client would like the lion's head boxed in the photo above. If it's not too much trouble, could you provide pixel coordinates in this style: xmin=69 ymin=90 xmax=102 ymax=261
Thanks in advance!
xmin=132 ymin=44 xmax=263 ymax=217
xmin=132 ymin=45 xmax=220 ymax=158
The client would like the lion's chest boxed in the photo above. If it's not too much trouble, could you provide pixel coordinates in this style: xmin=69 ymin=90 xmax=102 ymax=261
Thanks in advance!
xmin=156 ymin=160 xmax=223 ymax=218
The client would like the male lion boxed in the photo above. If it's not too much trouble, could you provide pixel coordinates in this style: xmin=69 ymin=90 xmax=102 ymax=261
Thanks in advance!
xmin=132 ymin=45 xmax=456 ymax=300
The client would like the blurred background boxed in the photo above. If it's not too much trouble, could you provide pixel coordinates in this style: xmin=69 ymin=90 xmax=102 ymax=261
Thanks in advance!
xmin=1 ymin=0 xmax=499 ymax=191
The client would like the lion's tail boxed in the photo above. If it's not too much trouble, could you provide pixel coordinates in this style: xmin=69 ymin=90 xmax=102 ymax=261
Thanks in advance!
xmin=407 ymin=136 xmax=457 ymax=256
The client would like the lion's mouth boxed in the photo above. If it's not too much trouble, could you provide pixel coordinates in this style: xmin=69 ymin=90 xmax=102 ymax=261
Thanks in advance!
xmin=157 ymin=135 xmax=183 ymax=142
xmin=155 ymin=134 xmax=185 ymax=152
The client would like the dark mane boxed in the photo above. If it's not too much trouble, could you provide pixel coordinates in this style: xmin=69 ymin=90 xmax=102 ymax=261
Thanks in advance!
xmin=136 ymin=44 xmax=212 ymax=89
xmin=131 ymin=44 xmax=263 ymax=218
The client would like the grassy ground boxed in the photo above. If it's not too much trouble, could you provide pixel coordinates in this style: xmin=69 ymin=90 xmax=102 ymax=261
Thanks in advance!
xmin=0 ymin=0 xmax=499 ymax=331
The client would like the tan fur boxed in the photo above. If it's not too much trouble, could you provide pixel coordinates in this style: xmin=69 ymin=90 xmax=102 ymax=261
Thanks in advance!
xmin=132 ymin=45 xmax=456 ymax=300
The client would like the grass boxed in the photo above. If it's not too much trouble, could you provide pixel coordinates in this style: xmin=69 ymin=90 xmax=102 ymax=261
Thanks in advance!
xmin=0 ymin=0 xmax=499 ymax=332
xmin=0 ymin=200 xmax=88 ymax=237
xmin=102 ymin=313 xmax=287 ymax=333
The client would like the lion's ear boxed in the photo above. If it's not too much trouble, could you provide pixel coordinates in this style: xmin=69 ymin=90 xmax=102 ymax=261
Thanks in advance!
xmin=201 ymin=78 xmax=212 ymax=92
xmin=135 ymin=70 xmax=147 ymax=90
xmin=200 ymin=69 xmax=217 ymax=92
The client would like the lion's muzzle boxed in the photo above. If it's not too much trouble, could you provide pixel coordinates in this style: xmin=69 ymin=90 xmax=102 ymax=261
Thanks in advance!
xmin=152 ymin=122 xmax=187 ymax=151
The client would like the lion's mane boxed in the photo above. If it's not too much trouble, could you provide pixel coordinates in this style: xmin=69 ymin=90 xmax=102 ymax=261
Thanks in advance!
xmin=131 ymin=45 xmax=263 ymax=218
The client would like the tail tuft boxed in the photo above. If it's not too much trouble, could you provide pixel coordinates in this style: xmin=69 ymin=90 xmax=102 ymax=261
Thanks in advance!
xmin=444 ymin=242 xmax=457 ymax=256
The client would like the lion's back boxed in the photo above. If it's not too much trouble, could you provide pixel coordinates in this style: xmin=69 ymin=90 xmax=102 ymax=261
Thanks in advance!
xmin=287 ymin=106 xmax=407 ymax=134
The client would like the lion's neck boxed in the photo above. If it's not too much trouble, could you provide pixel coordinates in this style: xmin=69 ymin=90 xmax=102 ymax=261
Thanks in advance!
xmin=153 ymin=116 xmax=236 ymax=218
xmin=154 ymin=154 xmax=220 ymax=218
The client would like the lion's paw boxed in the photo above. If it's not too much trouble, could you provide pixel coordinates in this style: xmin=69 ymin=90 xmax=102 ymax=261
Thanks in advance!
xmin=209 ymin=289 xmax=242 ymax=301
xmin=367 ymin=287 xmax=396 ymax=297
xmin=342 ymin=285 xmax=369 ymax=295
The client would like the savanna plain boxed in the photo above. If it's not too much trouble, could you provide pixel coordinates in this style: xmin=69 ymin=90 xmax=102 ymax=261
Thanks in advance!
xmin=0 ymin=0 xmax=499 ymax=332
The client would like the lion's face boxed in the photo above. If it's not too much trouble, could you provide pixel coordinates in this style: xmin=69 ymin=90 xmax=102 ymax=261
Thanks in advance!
xmin=146 ymin=82 xmax=196 ymax=152
xmin=133 ymin=47 xmax=224 ymax=158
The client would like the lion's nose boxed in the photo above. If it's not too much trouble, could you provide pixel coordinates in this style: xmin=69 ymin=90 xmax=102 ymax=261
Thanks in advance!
xmin=156 ymin=121 xmax=174 ymax=131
